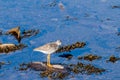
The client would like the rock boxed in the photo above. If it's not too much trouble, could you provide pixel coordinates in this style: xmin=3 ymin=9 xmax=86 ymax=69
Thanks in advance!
xmin=28 ymin=62 xmax=66 ymax=71
xmin=0 ymin=43 xmax=27 ymax=54
xmin=28 ymin=62 xmax=70 ymax=79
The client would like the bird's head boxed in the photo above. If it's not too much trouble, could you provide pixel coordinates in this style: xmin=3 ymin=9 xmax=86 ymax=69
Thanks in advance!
xmin=56 ymin=40 xmax=62 ymax=46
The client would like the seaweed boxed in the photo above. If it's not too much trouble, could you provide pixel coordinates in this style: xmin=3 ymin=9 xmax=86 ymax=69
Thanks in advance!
xmin=106 ymin=55 xmax=120 ymax=63
xmin=70 ymin=62 xmax=105 ymax=75
xmin=28 ymin=62 xmax=69 ymax=79
xmin=78 ymin=54 xmax=102 ymax=61
xmin=0 ymin=43 xmax=27 ymax=54
xmin=56 ymin=42 xmax=86 ymax=53
xmin=59 ymin=53 xmax=73 ymax=60
xmin=5 ymin=27 xmax=40 ymax=43
xmin=23 ymin=61 xmax=106 ymax=79
xmin=22 ymin=29 xmax=40 ymax=38
xmin=112 ymin=5 xmax=120 ymax=9
xmin=19 ymin=63 xmax=29 ymax=71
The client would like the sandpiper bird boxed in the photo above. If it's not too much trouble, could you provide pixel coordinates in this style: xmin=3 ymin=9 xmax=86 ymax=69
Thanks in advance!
xmin=34 ymin=40 xmax=62 ymax=67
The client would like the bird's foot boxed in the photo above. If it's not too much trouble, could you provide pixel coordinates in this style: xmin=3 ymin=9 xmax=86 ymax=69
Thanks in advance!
xmin=47 ymin=64 xmax=53 ymax=67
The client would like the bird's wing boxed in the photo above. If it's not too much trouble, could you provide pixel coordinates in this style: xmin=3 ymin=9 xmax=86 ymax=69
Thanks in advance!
xmin=35 ymin=42 xmax=58 ymax=51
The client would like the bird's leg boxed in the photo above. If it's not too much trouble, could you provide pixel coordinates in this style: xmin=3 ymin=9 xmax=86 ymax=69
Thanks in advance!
xmin=47 ymin=54 xmax=52 ymax=67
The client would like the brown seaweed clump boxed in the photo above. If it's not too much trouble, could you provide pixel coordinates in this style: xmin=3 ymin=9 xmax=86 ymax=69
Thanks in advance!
xmin=0 ymin=43 xmax=27 ymax=54
xmin=27 ymin=62 xmax=69 ymax=79
xmin=19 ymin=61 xmax=106 ymax=79
xmin=59 ymin=53 xmax=73 ymax=60
xmin=56 ymin=42 xmax=86 ymax=53
xmin=0 ymin=29 xmax=2 ymax=35
xmin=106 ymin=55 xmax=120 ymax=63
xmin=112 ymin=5 xmax=120 ymax=9
xmin=40 ymin=69 xmax=69 ymax=79
xmin=6 ymin=27 xmax=21 ymax=43
xmin=22 ymin=29 xmax=39 ymax=38
xmin=6 ymin=27 xmax=40 ymax=43
xmin=78 ymin=54 xmax=102 ymax=61
xmin=18 ymin=63 xmax=29 ymax=71
xmin=70 ymin=62 xmax=105 ymax=75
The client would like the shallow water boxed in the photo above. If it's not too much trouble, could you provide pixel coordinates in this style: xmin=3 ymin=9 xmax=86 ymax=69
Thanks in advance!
xmin=0 ymin=0 xmax=120 ymax=80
